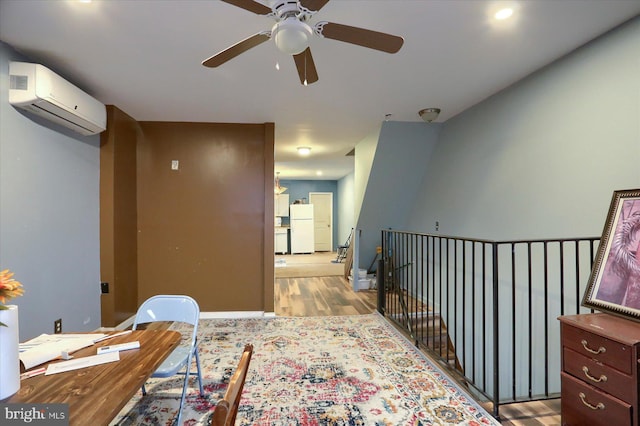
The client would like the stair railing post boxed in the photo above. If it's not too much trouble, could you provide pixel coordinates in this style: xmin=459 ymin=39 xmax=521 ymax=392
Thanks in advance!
xmin=377 ymin=258 xmax=385 ymax=314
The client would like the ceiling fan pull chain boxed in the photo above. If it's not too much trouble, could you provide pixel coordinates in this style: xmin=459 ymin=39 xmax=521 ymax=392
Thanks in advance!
xmin=304 ymin=53 xmax=307 ymax=86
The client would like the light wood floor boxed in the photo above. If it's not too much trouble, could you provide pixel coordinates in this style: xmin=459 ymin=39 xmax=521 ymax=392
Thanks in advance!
xmin=273 ymin=254 xmax=561 ymax=425
xmin=275 ymin=276 xmax=375 ymax=316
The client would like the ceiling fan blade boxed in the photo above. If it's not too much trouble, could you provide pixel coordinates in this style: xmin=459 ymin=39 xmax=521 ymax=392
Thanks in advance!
xmin=220 ymin=0 xmax=272 ymax=15
xmin=316 ymin=22 xmax=404 ymax=54
xmin=299 ymin=0 xmax=330 ymax=12
xmin=202 ymin=33 xmax=270 ymax=68
xmin=293 ymin=48 xmax=319 ymax=85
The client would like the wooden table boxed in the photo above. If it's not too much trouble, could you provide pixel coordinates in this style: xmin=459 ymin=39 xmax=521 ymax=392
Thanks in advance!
xmin=7 ymin=329 xmax=181 ymax=426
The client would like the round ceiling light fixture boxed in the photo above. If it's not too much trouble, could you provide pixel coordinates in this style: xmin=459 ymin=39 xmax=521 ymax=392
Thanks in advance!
xmin=297 ymin=146 xmax=312 ymax=156
xmin=272 ymin=17 xmax=313 ymax=55
xmin=418 ymin=108 xmax=441 ymax=123
xmin=495 ymin=8 xmax=514 ymax=20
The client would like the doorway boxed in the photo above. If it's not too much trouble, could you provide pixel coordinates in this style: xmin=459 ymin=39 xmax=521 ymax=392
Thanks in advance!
xmin=309 ymin=192 xmax=333 ymax=252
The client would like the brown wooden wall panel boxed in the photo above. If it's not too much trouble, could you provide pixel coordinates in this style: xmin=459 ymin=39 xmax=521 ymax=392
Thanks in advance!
xmin=100 ymin=105 xmax=140 ymax=327
xmin=136 ymin=122 xmax=272 ymax=312
xmin=262 ymin=123 xmax=275 ymax=312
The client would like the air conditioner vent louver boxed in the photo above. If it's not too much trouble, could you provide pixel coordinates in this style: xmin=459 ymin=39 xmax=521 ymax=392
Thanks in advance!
xmin=26 ymin=102 xmax=99 ymax=135
xmin=10 ymin=74 xmax=28 ymax=90
xmin=9 ymin=62 xmax=106 ymax=136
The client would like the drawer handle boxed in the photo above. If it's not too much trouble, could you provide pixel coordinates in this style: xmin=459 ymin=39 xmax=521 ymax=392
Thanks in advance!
xmin=581 ymin=339 xmax=606 ymax=355
xmin=582 ymin=366 xmax=607 ymax=383
xmin=579 ymin=392 xmax=605 ymax=410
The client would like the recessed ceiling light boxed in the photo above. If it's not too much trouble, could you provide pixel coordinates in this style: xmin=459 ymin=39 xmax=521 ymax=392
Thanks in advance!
xmin=495 ymin=8 xmax=513 ymax=20
xmin=297 ymin=147 xmax=311 ymax=156
xmin=316 ymin=171 xmax=323 ymax=176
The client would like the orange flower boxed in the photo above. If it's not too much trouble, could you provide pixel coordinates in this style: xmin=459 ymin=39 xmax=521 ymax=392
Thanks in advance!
xmin=0 ymin=269 xmax=23 ymax=327
xmin=0 ymin=269 xmax=24 ymax=306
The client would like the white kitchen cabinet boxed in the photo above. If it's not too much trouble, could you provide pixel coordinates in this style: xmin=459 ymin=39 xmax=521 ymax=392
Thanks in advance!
xmin=275 ymin=193 xmax=290 ymax=217
xmin=275 ymin=228 xmax=288 ymax=254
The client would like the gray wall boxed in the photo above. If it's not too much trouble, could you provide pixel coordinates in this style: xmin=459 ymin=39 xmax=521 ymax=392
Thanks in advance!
xmin=355 ymin=121 xmax=441 ymax=270
xmin=0 ymin=42 xmax=101 ymax=340
xmin=399 ymin=16 xmax=639 ymax=398
xmin=406 ymin=17 xmax=640 ymax=240
xmin=354 ymin=126 xmax=380 ymax=224
xmin=337 ymin=172 xmax=355 ymax=247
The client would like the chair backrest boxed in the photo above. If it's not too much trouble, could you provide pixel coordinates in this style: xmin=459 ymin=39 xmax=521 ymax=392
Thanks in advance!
xmin=209 ymin=344 xmax=254 ymax=426
xmin=132 ymin=295 xmax=200 ymax=328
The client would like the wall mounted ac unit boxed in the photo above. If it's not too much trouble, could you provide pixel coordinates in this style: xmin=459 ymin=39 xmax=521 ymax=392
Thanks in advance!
xmin=9 ymin=61 xmax=106 ymax=136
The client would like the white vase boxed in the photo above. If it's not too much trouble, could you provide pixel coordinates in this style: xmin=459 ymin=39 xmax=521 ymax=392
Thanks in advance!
xmin=0 ymin=305 xmax=20 ymax=400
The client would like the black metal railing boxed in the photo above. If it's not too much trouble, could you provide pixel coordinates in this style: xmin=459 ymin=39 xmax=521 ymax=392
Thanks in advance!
xmin=378 ymin=229 xmax=600 ymax=418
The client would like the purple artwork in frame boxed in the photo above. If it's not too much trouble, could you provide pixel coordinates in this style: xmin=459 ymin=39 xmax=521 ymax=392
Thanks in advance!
xmin=583 ymin=189 xmax=640 ymax=321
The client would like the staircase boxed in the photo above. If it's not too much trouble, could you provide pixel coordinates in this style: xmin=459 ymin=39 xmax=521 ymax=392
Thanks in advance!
xmin=389 ymin=309 xmax=462 ymax=371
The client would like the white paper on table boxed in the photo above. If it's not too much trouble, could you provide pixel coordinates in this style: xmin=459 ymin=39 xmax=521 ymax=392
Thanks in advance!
xmin=19 ymin=333 xmax=106 ymax=370
xmin=45 ymin=351 xmax=120 ymax=375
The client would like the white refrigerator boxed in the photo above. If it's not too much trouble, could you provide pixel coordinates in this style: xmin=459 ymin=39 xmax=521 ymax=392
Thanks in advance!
xmin=290 ymin=204 xmax=315 ymax=254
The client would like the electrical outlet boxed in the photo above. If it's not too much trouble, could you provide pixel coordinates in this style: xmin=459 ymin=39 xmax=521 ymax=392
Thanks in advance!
xmin=54 ymin=318 xmax=62 ymax=334
xmin=435 ymin=221 xmax=440 ymax=231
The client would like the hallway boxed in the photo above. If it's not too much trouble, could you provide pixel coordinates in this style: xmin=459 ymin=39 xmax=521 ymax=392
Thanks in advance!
xmin=274 ymin=251 xmax=376 ymax=316
xmin=275 ymin=275 xmax=376 ymax=316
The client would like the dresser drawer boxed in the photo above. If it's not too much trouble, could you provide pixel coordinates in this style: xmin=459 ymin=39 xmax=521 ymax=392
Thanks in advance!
xmin=561 ymin=372 xmax=632 ymax=426
xmin=562 ymin=323 xmax=633 ymax=374
xmin=563 ymin=346 xmax=634 ymax=402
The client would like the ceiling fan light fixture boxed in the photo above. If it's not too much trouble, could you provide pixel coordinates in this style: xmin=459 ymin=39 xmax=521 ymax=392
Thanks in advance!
xmin=272 ymin=17 xmax=312 ymax=55
xmin=418 ymin=108 xmax=441 ymax=123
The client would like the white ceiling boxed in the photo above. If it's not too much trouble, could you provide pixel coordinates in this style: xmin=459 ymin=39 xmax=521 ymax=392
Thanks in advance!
xmin=1 ymin=0 xmax=639 ymax=180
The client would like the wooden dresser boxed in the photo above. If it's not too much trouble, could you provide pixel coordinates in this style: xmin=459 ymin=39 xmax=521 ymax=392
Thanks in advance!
xmin=559 ymin=313 xmax=640 ymax=426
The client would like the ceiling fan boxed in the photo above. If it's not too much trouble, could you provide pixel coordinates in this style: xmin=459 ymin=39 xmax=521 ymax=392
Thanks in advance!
xmin=202 ymin=0 xmax=404 ymax=85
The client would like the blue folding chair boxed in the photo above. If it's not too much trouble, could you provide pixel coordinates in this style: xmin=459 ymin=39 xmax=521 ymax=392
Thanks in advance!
xmin=133 ymin=295 xmax=205 ymax=425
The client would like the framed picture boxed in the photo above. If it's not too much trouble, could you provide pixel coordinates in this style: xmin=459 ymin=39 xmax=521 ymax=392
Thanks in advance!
xmin=582 ymin=189 xmax=640 ymax=321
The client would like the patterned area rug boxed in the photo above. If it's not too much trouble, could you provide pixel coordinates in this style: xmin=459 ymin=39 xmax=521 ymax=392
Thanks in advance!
xmin=111 ymin=314 xmax=499 ymax=425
